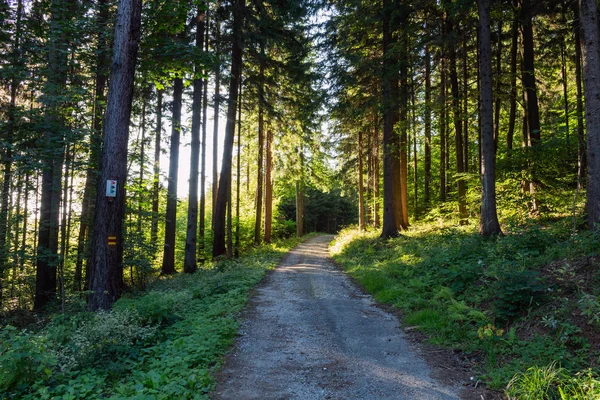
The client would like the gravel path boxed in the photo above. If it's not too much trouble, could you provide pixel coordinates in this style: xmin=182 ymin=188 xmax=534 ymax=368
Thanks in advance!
xmin=213 ymin=235 xmax=461 ymax=400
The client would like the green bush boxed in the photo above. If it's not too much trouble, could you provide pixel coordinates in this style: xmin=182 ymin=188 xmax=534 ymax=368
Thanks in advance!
xmin=0 ymin=326 xmax=54 ymax=392
xmin=272 ymin=218 xmax=296 ymax=239
xmin=506 ymin=363 xmax=600 ymax=400
xmin=53 ymin=309 xmax=157 ymax=372
xmin=492 ymin=270 xmax=547 ymax=322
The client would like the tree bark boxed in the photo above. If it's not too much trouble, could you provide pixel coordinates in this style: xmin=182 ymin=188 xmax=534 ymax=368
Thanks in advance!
xmin=358 ymin=130 xmax=365 ymax=231
xmin=521 ymin=0 xmax=540 ymax=213
xmin=448 ymin=19 xmax=468 ymax=224
xmin=34 ymin=0 xmax=73 ymax=310
xmin=399 ymin=28 xmax=409 ymax=228
xmin=381 ymin=0 xmax=402 ymax=238
xmin=521 ymin=0 xmax=541 ymax=146
xmin=424 ymin=41 xmax=431 ymax=207
xmin=264 ymin=128 xmax=273 ymax=242
xmin=373 ymin=122 xmax=380 ymax=228
xmin=213 ymin=0 xmax=244 ymax=257
xmin=75 ymin=0 xmax=110 ymax=292
xmin=507 ymin=0 xmax=519 ymax=150
xmin=478 ymin=0 xmax=502 ymax=236
xmin=440 ymin=53 xmax=447 ymax=202
xmin=151 ymin=89 xmax=162 ymax=244
xmin=411 ymin=70 xmax=418 ymax=217
xmin=493 ymin=21 xmax=502 ymax=151
xmin=87 ymin=0 xmax=142 ymax=310
xmin=296 ymin=179 xmax=304 ymax=237
xmin=183 ymin=9 xmax=206 ymax=274
xmin=161 ymin=78 xmax=183 ymax=274
xmin=212 ymin=17 xmax=221 ymax=230
xmin=0 ymin=0 xmax=23 ymax=302
xmin=235 ymin=78 xmax=242 ymax=257
xmin=137 ymin=95 xmax=147 ymax=235
xmin=254 ymin=44 xmax=265 ymax=244
xmin=579 ymin=0 xmax=600 ymax=229
xmin=561 ymin=27 xmax=570 ymax=147
xmin=462 ymin=33 xmax=469 ymax=173
xmin=199 ymin=14 xmax=210 ymax=264
xmin=573 ymin=2 xmax=586 ymax=189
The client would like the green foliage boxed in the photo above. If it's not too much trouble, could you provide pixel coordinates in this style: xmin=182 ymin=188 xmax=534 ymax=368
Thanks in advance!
xmin=577 ymin=294 xmax=600 ymax=326
xmin=0 ymin=237 xmax=303 ymax=399
xmin=279 ymin=185 xmax=358 ymax=234
xmin=0 ymin=326 xmax=54 ymax=392
xmin=492 ymin=270 xmax=547 ymax=322
xmin=506 ymin=363 xmax=600 ymax=400
xmin=272 ymin=218 xmax=296 ymax=239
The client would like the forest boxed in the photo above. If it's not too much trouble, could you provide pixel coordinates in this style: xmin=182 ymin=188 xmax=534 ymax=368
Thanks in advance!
xmin=1 ymin=0 xmax=600 ymax=397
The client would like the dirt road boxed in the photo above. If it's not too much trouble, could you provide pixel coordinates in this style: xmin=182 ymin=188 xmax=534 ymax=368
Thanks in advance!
xmin=213 ymin=235 xmax=461 ymax=399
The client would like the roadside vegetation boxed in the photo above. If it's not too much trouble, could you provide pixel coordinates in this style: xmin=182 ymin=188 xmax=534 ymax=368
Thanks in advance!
xmin=0 ymin=236 xmax=304 ymax=399
xmin=331 ymin=211 xmax=600 ymax=398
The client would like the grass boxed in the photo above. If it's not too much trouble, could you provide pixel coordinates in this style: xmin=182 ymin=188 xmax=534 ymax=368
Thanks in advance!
xmin=0 ymin=236 xmax=305 ymax=399
xmin=330 ymin=219 xmax=600 ymax=394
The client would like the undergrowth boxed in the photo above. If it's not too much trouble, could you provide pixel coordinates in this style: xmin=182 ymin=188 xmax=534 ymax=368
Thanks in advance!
xmin=330 ymin=220 xmax=600 ymax=396
xmin=0 ymin=236 xmax=304 ymax=399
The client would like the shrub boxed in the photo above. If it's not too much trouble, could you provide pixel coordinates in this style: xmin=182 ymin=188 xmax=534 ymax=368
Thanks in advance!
xmin=492 ymin=270 xmax=546 ymax=322
xmin=53 ymin=309 xmax=156 ymax=372
xmin=0 ymin=325 xmax=54 ymax=391
xmin=506 ymin=363 xmax=600 ymax=400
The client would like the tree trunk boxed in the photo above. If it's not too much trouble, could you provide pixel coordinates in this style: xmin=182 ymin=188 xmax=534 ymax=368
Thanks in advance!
xmin=381 ymin=0 xmax=402 ymax=238
xmin=74 ymin=0 xmax=110 ymax=292
xmin=227 ymin=169 xmax=233 ymax=258
xmin=254 ymin=45 xmax=265 ymax=244
xmin=409 ymin=69 xmax=418 ymax=218
xmin=561 ymin=27 xmax=570 ymax=147
xmin=34 ymin=0 xmax=73 ymax=310
xmin=493 ymin=21 xmax=502 ymax=151
xmin=478 ymin=0 xmax=502 ymax=236
xmin=184 ymin=9 xmax=206 ymax=274
xmin=235 ymin=78 xmax=242 ymax=257
xmin=477 ymin=29 xmax=482 ymax=176
xmin=264 ymin=128 xmax=273 ymax=243
xmin=161 ymin=78 xmax=183 ymax=274
xmin=59 ymin=144 xmax=72 ymax=313
xmin=462 ymin=33 xmax=469 ymax=173
xmin=574 ymin=2 xmax=586 ymax=189
xmin=373 ymin=122 xmax=380 ymax=228
xmin=21 ymin=170 xmax=29 ymax=281
xmin=212 ymin=16 xmax=221 ymax=230
xmin=521 ymin=0 xmax=540 ymax=213
xmin=0 ymin=0 xmax=23 ymax=304
xmin=440 ymin=54 xmax=447 ymax=202
xmin=296 ymin=179 xmax=304 ymax=237
xmin=199 ymin=14 xmax=210 ymax=264
xmin=507 ymin=0 xmax=519 ymax=150
xmin=521 ymin=0 xmax=541 ymax=146
xmin=137 ymin=96 xmax=147 ymax=235
xmin=151 ymin=89 xmax=162 ymax=244
xmin=358 ymin=130 xmax=365 ymax=231
xmin=424 ymin=41 xmax=431 ymax=207
xmin=11 ymin=172 xmax=21 ymax=299
xmin=579 ymin=0 xmax=600 ymax=229
xmin=366 ymin=122 xmax=373 ymax=225
xmin=213 ymin=0 xmax=244 ymax=257
xmin=448 ymin=19 xmax=468 ymax=224
xmin=399 ymin=29 xmax=409 ymax=228
xmin=87 ymin=0 xmax=142 ymax=311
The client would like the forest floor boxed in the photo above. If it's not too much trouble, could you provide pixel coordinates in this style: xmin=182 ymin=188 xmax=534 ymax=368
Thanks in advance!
xmin=212 ymin=235 xmax=497 ymax=399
